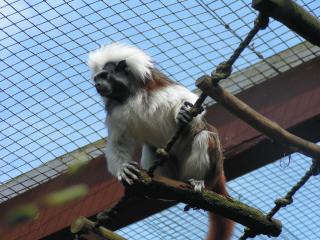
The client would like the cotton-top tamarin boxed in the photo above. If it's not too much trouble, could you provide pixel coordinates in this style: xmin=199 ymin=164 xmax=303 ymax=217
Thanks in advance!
xmin=88 ymin=42 xmax=234 ymax=240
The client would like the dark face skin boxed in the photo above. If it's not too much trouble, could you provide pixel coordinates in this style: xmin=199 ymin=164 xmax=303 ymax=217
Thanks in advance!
xmin=94 ymin=60 xmax=140 ymax=103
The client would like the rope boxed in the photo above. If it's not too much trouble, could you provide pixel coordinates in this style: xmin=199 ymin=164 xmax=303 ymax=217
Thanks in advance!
xmin=148 ymin=13 xmax=269 ymax=175
xmin=239 ymin=159 xmax=320 ymax=239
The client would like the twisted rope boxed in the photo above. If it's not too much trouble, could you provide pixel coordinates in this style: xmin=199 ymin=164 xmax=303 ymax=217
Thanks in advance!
xmin=148 ymin=13 xmax=269 ymax=175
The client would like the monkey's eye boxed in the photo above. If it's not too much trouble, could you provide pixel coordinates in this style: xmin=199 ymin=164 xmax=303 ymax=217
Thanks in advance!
xmin=115 ymin=60 xmax=127 ymax=72
xmin=94 ymin=71 xmax=108 ymax=82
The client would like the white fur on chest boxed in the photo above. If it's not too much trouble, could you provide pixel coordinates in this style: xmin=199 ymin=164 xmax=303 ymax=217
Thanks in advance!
xmin=107 ymin=84 xmax=198 ymax=147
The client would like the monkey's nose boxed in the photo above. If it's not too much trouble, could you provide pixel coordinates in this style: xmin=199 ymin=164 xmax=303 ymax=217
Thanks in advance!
xmin=95 ymin=82 xmax=103 ymax=91
xmin=95 ymin=82 xmax=100 ymax=88
xmin=95 ymin=80 xmax=111 ymax=96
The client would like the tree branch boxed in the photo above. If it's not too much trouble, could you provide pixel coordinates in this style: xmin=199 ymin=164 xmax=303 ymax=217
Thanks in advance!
xmin=71 ymin=169 xmax=282 ymax=238
xmin=71 ymin=216 xmax=127 ymax=240
xmin=197 ymin=75 xmax=320 ymax=160
xmin=88 ymin=170 xmax=282 ymax=238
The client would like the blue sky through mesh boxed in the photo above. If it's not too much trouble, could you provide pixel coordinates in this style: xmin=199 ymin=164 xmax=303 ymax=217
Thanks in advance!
xmin=1 ymin=1 xmax=320 ymax=238
xmin=0 ymin=0 xmax=319 ymax=198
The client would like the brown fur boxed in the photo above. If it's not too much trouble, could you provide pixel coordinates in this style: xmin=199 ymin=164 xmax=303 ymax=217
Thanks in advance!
xmin=207 ymin=175 xmax=234 ymax=240
xmin=199 ymin=123 xmax=234 ymax=240
xmin=206 ymin=123 xmax=224 ymax=185
xmin=145 ymin=69 xmax=173 ymax=91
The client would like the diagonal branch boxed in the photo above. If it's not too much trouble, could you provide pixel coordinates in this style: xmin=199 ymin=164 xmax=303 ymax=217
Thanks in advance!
xmin=197 ymin=75 xmax=320 ymax=160
xmin=131 ymin=170 xmax=281 ymax=237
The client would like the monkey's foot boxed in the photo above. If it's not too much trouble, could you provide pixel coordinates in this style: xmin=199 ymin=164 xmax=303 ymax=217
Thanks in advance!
xmin=188 ymin=179 xmax=205 ymax=192
xmin=117 ymin=161 xmax=140 ymax=185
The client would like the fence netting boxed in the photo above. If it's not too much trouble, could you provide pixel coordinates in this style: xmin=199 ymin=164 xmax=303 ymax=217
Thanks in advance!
xmin=1 ymin=2 xmax=319 ymax=238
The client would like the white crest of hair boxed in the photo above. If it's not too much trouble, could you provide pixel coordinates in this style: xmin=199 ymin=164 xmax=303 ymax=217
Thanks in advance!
xmin=88 ymin=42 xmax=153 ymax=81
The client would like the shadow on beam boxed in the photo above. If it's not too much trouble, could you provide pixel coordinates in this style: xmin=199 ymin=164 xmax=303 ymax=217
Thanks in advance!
xmin=226 ymin=114 xmax=320 ymax=180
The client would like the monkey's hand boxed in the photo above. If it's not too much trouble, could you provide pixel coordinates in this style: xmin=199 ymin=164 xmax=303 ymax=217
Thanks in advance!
xmin=188 ymin=179 xmax=205 ymax=192
xmin=177 ymin=102 xmax=194 ymax=125
xmin=117 ymin=161 xmax=140 ymax=185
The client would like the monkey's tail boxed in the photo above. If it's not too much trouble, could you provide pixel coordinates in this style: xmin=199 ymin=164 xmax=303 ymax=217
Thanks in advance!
xmin=207 ymin=175 xmax=234 ymax=240
xmin=207 ymin=212 xmax=234 ymax=240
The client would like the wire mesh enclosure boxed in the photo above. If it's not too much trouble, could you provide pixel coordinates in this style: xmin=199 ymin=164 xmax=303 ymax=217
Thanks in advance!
xmin=1 ymin=2 xmax=320 ymax=239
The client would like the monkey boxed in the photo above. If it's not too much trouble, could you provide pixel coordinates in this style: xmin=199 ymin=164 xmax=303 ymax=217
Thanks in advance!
xmin=88 ymin=42 xmax=234 ymax=240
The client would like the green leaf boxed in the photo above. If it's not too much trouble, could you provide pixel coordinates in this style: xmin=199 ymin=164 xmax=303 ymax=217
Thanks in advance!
xmin=5 ymin=204 xmax=39 ymax=226
xmin=44 ymin=184 xmax=88 ymax=207
xmin=67 ymin=157 xmax=90 ymax=175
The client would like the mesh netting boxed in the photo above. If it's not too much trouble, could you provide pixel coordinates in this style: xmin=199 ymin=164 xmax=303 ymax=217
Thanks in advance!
xmin=1 ymin=0 xmax=319 ymax=204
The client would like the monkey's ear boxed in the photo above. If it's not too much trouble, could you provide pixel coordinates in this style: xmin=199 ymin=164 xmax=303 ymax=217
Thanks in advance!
xmin=116 ymin=60 xmax=127 ymax=72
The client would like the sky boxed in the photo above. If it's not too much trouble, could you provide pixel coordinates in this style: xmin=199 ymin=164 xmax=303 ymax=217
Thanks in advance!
xmin=0 ymin=0 xmax=320 ymax=238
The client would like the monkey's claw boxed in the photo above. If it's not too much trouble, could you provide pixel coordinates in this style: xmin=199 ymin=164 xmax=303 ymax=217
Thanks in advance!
xmin=177 ymin=102 xmax=194 ymax=125
xmin=188 ymin=179 xmax=205 ymax=192
xmin=117 ymin=161 xmax=140 ymax=185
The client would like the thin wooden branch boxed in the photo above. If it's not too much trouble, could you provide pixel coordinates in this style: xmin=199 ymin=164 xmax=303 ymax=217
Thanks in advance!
xmin=71 ymin=170 xmax=281 ymax=238
xmin=197 ymin=75 xmax=320 ymax=160
xmin=71 ymin=216 xmax=126 ymax=240
xmin=252 ymin=0 xmax=320 ymax=47
xmin=125 ymin=170 xmax=281 ymax=237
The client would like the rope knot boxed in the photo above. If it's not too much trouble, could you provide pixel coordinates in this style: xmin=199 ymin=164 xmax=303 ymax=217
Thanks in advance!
xmin=275 ymin=197 xmax=292 ymax=207
xmin=156 ymin=148 xmax=169 ymax=159
xmin=184 ymin=101 xmax=204 ymax=116
xmin=211 ymin=61 xmax=232 ymax=84
xmin=239 ymin=227 xmax=258 ymax=240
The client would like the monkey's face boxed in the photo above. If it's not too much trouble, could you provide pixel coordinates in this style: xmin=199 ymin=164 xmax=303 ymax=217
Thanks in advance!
xmin=94 ymin=60 xmax=135 ymax=102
